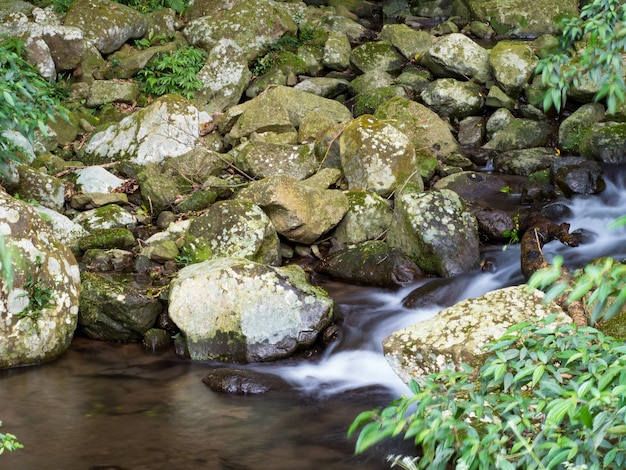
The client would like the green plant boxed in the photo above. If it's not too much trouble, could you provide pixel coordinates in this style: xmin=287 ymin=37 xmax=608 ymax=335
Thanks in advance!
xmin=528 ymin=216 xmax=626 ymax=325
xmin=119 ymin=0 xmax=188 ymax=15
xmin=134 ymin=31 xmax=170 ymax=50
xmin=0 ymin=421 xmax=22 ymax=455
xmin=137 ymin=45 xmax=207 ymax=99
xmin=175 ymin=245 xmax=194 ymax=267
xmin=250 ymin=26 xmax=317 ymax=76
xmin=503 ymin=213 xmax=521 ymax=246
xmin=349 ymin=315 xmax=626 ymax=469
xmin=536 ymin=0 xmax=626 ymax=113
xmin=0 ymin=36 xmax=69 ymax=177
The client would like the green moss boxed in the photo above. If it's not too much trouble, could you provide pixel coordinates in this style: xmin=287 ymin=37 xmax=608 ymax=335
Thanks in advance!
xmin=78 ymin=228 xmax=136 ymax=251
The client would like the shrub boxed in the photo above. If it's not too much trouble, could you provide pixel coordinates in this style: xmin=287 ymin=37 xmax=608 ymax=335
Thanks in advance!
xmin=0 ymin=421 xmax=22 ymax=455
xmin=349 ymin=315 xmax=626 ymax=469
xmin=536 ymin=0 xmax=626 ymax=113
xmin=0 ymin=36 xmax=68 ymax=177
xmin=136 ymin=45 xmax=206 ymax=99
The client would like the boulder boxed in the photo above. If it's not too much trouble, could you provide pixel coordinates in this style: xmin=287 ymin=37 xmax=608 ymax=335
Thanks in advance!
xmin=333 ymin=190 xmax=393 ymax=245
xmin=384 ymin=286 xmax=572 ymax=385
xmin=168 ymin=258 xmax=334 ymax=362
xmin=235 ymin=171 xmax=348 ymax=245
xmin=375 ymin=97 xmax=458 ymax=160
xmin=86 ymin=80 xmax=140 ymax=108
xmin=230 ymin=141 xmax=318 ymax=181
xmin=558 ymin=103 xmax=605 ymax=153
xmin=579 ymin=122 xmax=626 ymax=164
xmin=75 ymin=166 xmax=125 ymax=193
xmin=420 ymin=78 xmax=485 ymax=118
xmin=432 ymin=171 xmax=508 ymax=203
xmin=467 ymin=0 xmax=578 ymax=38
xmin=387 ymin=185 xmax=480 ymax=277
xmin=78 ymin=272 xmax=162 ymax=341
xmin=72 ymin=204 xmax=136 ymax=232
xmin=420 ymin=33 xmax=492 ymax=83
xmin=551 ymin=157 xmax=606 ymax=196
xmin=350 ymin=41 xmax=405 ymax=74
xmin=183 ymin=200 xmax=281 ymax=266
xmin=323 ymin=31 xmax=351 ymax=71
xmin=493 ymin=148 xmax=560 ymax=176
xmin=379 ymin=23 xmax=432 ymax=60
xmin=483 ymin=118 xmax=552 ymax=151
xmin=202 ymin=367 xmax=290 ymax=394
xmin=0 ymin=190 xmax=80 ymax=369
xmin=340 ymin=114 xmax=422 ymax=197
xmin=64 ymin=0 xmax=147 ymax=54
xmin=488 ymin=41 xmax=538 ymax=97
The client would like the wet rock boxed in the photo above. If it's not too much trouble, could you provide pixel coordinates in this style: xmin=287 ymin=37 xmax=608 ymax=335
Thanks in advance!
xmin=318 ymin=240 xmax=424 ymax=288
xmin=551 ymin=157 xmax=606 ymax=196
xmin=473 ymin=207 xmax=516 ymax=242
xmin=387 ymin=185 xmax=480 ymax=277
xmin=0 ymin=190 xmax=81 ymax=369
xmin=432 ymin=171 xmax=508 ymax=203
xmin=142 ymin=328 xmax=171 ymax=352
xmin=202 ymin=368 xmax=289 ymax=394
xmin=385 ymin=286 xmax=572 ymax=385
xmin=183 ymin=199 xmax=281 ymax=266
xmin=402 ymin=275 xmax=473 ymax=309
xmin=168 ymin=258 xmax=334 ymax=362
xmin=79 ymin=272 xmax=162 ymax=341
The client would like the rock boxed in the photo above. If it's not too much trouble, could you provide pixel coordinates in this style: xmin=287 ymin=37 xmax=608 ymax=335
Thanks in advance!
xmin=168 ymin=258 xmax=334 ymax=362
xmin=420 ymin=33 xmax=492 ymax=83
xmin=485 ymin=85 xmax=516 ymax=110
xmin=457 ymin=116 xmax=485 ymax=148
xmin=318 ymin=240 xmax=424 ymax=288
xmin=466 ymin=0 xmax=578 ymax=38
xmin=379 ymin=23 xmax=432 ymax=60
xmin=420 ymin=78 xmax=485 ymax=119
xmin=34 ymin=205 xmax=88 ymax=255
xmin=558 ymin=103 xmax=605 ymax=153
xmin=432 ymin=171 xmax=508 ymax=203
xmin=83 ymin=94 xmax=201 ymax=166
xmin=493 ymin=147 xmax=560 ymax=176
xmin=78 ymin=272 xmax=162 ymax=341
xmin=70 ymin=192 xmax=129 ymax=210
xmin=202 ymin=367 xmax=289 ymax=394
xmin=473 ymin=207 xmax=516 ymax=242
xmin=86 ymin=80 xmax=140 ymax=108
xmin=78 ymin=227 xmax=136 ymax=251
xmin=384 ymin=286 xmax=572 ymax=385
xmin=75 ymin=167 xmax=125 ymax=193
xmin=351 ymin=86 xmax=409 ymax=117
xmin=7 ymin=166 xmax=65 ymax=211
xmin=293 ymin=77 xmax=349 ymax=99
xmin=486 ymin=108 xmax=515 ymax=139
xmin=323 ymin=31 xmax=352 ymax=71
xmin=225 ymin=86 xmax=352 ymax=144
xmin=579 ymin=122 xmax=626 ymax=164
xmin=350 ymin=41 xmax=405 ymax=74
xmin=483 ymin=118 xmax=552 ymax=151
xmin=348 ymin=69 xmax=396 ymax=95
xmin=142 ymin=328 xmax=171 ymax=352
xmin=72 ymin=204 xmax=136 ymax=232
xmin=82 ymin=249 xmax=135 ymax=272
xmin=375 ymin=97 xmax=458 ymax=160
xmin=0 ymin=189 xmax=81 ymax=369
xmin=230 ymin=141 xmax=317 ymax=181
xmin=184 ymin=0 xmax=296 ymax=64
xmin=387 ymin=185 xmax=480 ymax=277
xmin=340 ymin=114 xmax=422 ymax=197
xmin=64 ymin=0 xmax=147 ymax=54
xmin=551 ymin=157 xmax=605 ymax=196
xmin=488 ymin=40 xmax=538 ymax=97
xmin=141 ymin=240 xmax=179 ymax=263
xmin=333 ymin=190 xmax=393 ymax=245
xmin=236 ymin=172 xmax=348 ymax=245
xmin=183 ymin=200 xmax=281 ymax=266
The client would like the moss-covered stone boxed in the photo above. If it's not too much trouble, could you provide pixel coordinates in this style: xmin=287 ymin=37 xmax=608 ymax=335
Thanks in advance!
xmin=78 ymin=228 xmax=136 ymax=251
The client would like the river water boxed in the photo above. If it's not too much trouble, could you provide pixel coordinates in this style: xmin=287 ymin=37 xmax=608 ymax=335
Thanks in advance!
xmin=1 ymin=167 xmax=625 ymax=469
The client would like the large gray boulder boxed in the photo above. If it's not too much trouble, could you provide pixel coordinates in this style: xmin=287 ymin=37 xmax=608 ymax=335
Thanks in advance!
xmin=420 ymin=78 xmax=485 ymax=118
xmin=387 ymin=185 xmax=480 ymax=277
xmin=183 ymin=200 xmax=281 ymax=266
xmin=558 ymin=103 xmax=605 ymax=153
xmin=230 ymin=141 xmax=318 ymax=181
xmin=340 ymin=114 xmax=422 ymax=197
xmin=579 ymin=122 xmax=626 ymax=164
xmin=488 ymin=40 xmax=538 ymax=97
xmin=64 ymin=0 xmax=147 ymax=54
xmin=235 ymin=170 xmax=349 ymax=245
xmin=420 ymin=33 xmax=492 ymax=83
xmin=384 ymin=286 xmax=571 ymax=385
xmin=333 ymin=190 xmax=393 ymax=245
xmin=168 ymin=258 xmax=334 ymax=362
xmin=0 ymin=190 xmax=81 ymax=369
xmin=82 ymin=94 xmax=201 ymax=166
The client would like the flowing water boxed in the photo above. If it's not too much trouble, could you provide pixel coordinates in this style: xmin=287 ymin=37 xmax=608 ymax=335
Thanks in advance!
xmin=1 ymin=167 xmax=625 ymax=469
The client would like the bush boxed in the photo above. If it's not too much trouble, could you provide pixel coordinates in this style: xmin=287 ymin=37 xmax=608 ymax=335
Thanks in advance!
xmin=0 ymin=36 xmax=68 ymax=177
xmin=0 ymin=420 xmax=22 ymax=455
xmin=136 ymin=45 xmax=206 ymax=99
xmin=536 ymin=0 xmax=626 ymax=113
xmin=349 ymin=315 xmax=626 ymax=469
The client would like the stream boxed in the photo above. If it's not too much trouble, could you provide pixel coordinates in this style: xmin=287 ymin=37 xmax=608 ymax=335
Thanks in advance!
xmin=1 ymin=167 xmax=625 ymax=469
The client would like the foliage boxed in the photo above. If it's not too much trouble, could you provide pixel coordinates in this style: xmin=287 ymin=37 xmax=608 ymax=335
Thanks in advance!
xmin=136 ymin=45 xmax=206 ymax=99
xmin=119 ymin=0 xmax=189 ymax=14
xmin=0 ymin=421 xmax=22 ymax=455
xmin=0 ymin=36 xmax=68 ymax=178
xmin=528 ymin=216 xmax=626 ymax=326
xmin=134 ymin=31 xmax=170 ymax=50
xmin=349 ymin=315 xmax=626 ymax=469
xmin=536 ymin=0 xmax=626 ymax=113
xmin=250 ymin=26 xmax=318 ymax=77
xmin=503 ymin=213 xmax=521 ymax=245
xmin=175 ymin=245 xmax=194 ymax=267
